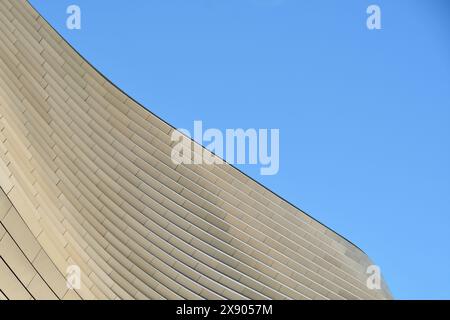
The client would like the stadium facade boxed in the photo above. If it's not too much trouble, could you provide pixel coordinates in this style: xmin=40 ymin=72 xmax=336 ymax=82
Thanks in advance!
xmin=0 ymin=0 xmax=391 ymax=300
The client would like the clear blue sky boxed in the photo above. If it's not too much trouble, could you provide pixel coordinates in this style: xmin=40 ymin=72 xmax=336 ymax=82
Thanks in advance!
xmin=30 ymin=0 xmax=450 ymax=299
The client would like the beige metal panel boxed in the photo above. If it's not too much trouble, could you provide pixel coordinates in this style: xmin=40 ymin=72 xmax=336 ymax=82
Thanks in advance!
xmin=0 ymin=1 xmax=14 ymax=24
xmin=31 ymin=249 xmax=69 ymax=299
xmin=11 ymin=1 xmax=38 ymax=21
xmin=12 ymin=22 xmax=43 ymax=60
xmin=0 ymin=223 xmax=5 ymax=241
xmin=0 ymin=192 xmax=12 ymax=221
xmin=0 ymin=233 xmax=37 ymax=287
xmin=27 ymin=274 xmax=58 ymax=300
xmin=0 ymin=258 xmax=33 ymax=300
xmin=61 ymin=53 xmax=86 ymax=79
xmin=2 ymin=206 xmax=41 ymax=261
xmin=9 ymin=2 xmax=40 ymax=36
xmin=62 ymin=289 xmax=81 ymax=300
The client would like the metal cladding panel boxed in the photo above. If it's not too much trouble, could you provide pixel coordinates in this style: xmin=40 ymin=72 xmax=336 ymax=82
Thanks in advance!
xmin=0 ymin=0 xmax=392 ymax=300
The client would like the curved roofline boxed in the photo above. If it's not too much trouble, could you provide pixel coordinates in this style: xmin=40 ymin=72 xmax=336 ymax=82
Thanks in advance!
xmin=28 ymin=1 xmax=367 ymax=256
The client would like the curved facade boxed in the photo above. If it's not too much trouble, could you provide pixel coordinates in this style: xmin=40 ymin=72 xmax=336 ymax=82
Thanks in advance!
xmin=0 ymin=0 xmax=391 ymax=300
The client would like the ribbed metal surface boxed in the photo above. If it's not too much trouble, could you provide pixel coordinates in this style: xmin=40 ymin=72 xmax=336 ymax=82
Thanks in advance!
xmin=0 ymin=0 xmax=391 ymax=300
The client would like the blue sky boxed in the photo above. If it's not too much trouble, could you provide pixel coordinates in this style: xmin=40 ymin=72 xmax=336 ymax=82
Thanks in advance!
xmin=29 ymin=0 xmax=450 ymax=299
